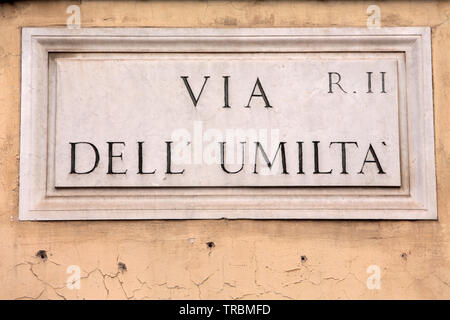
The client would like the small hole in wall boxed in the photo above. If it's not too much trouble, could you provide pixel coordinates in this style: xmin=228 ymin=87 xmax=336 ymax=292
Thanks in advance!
xmin=206 ymin=241 xmax=215 ymax=249
xmin=118 ymin=262 xmax=127 ymax=272
xmin=36 ymin=250 xmax=47 ymax=261
xmin=301 ymin=255 xmax=308 ymax=263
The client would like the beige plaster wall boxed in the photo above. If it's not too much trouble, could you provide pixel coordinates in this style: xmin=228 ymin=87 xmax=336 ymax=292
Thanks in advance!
xmin=0 ymin=0 xmax=449 ymax=299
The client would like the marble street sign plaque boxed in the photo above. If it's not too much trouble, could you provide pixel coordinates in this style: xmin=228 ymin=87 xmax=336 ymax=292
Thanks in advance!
xmin=19 ymin=28 xmax=436 ymax=220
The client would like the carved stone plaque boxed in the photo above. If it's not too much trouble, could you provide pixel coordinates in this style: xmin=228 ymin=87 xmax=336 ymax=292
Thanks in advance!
xmin=19 ymin=28 xmax=436 ymax=220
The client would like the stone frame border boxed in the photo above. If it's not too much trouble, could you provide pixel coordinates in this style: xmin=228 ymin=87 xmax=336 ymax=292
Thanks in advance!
xmin=19 ymin=27 xmax=436 ymax=220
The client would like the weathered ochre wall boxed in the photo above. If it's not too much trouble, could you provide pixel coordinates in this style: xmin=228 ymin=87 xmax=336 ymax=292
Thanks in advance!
xmin=1 ymin=0 xmax=449 ymax=299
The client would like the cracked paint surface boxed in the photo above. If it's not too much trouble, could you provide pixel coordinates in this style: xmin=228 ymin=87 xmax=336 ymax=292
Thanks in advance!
xmin=1 ymin=0 xmax=450 ymax=299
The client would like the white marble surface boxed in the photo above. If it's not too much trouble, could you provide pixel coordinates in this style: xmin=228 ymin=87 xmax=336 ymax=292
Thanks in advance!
xmin=53 ymin=53 xmax=400 ymax=187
